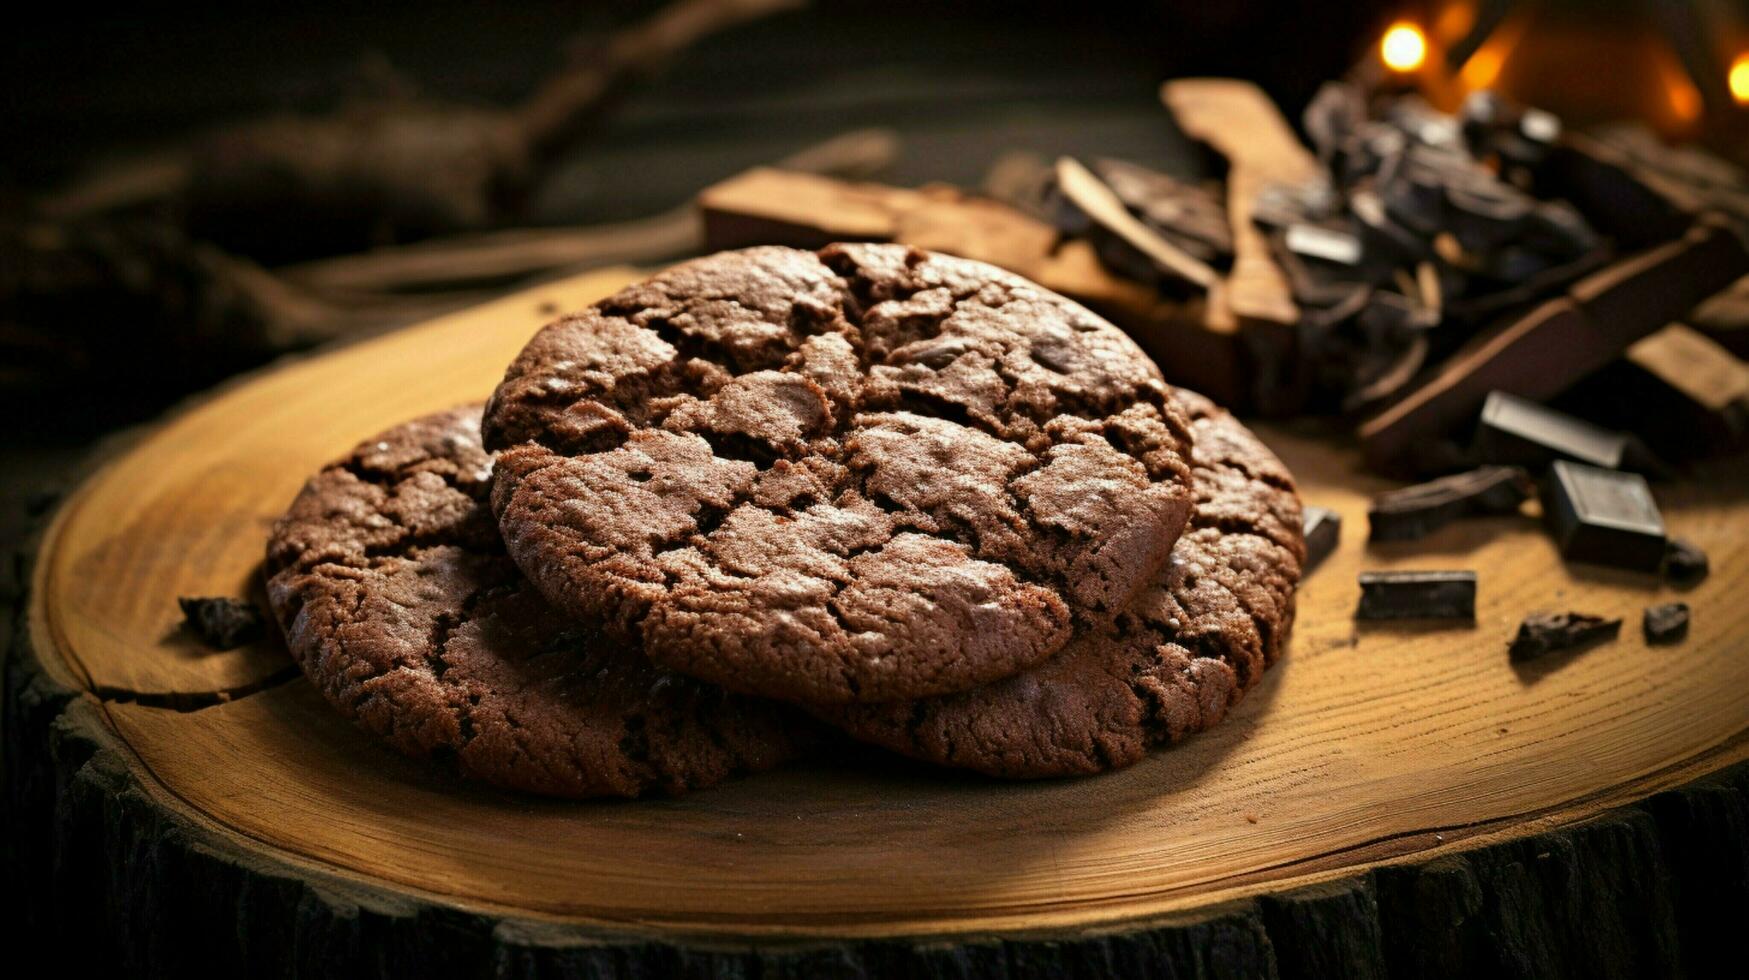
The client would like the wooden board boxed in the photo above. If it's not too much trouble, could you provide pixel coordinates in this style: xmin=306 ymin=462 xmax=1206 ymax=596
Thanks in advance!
xmin=1162 ymin=78 xmax=1322 ymax=415
xmin=14 ymin=266 xmax=1749 ymax=972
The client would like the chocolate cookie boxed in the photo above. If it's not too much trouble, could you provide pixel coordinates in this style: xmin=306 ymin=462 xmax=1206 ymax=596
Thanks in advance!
xmin=484 ymin=244 xmax=1197 ymax=705
xmin=265 ymin=407 xmax=813 ymax=798
xmin=819 ymin=390 xmax=1304 ymax=778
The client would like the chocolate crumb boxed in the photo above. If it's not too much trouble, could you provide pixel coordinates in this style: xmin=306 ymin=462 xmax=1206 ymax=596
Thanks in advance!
xmin=1663 ymin=538 xmax=1709 ymax=586
xmin=178 ymin=596 xmax=267 ymax=650
xmin=1643 ymin=603 xmax=1690 ymax=644
xmin=1509 ymin=611 xmax=1621 ymax=662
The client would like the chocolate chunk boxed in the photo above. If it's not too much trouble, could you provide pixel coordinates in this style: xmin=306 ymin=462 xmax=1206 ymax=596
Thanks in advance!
xmin=1643 ymin=603 xmax=1690 ymax=644
xmin=1351 ymin=188 xmax=1428 ymax=258
xmin=1518 ymin=108 xmax=1562 ymax=148
xmin=1444 ymin=175 xmax=1533 ymax=250
xmin=1509 ymin=611 xmax=1622 ymax=662
xmin=1286 ymin=223 xmax=1363 ymax=266
xmin=1304 ymin=81 xmax=1367 ymax=171
xmin=1356 ymin=570 xmax=1477 ymax=621
xmin=1052 ymin=157 xmax=1219 ymax=289
xmin=1303 ymin=506 xmax=1342 ymax=571
xmin=1276 ymin=237 xmax=1373 ymax=309
xmin=178 ymin=596 xmax=267 ymax=650
xmin=1089 ymin=158 xmax=1234 ymax=266
xmin=1362 ymin=221 xmax=1749 ymax=473
xmin=1476 ymin=391 xmax=1630 ymax=469
xmin=1663 ymin=537 xmax=1710 ymax=585
xmin=1368 ymin=465 xmax=1533 ymax=542
xmin=1541 ymin=461 xmax=1667 ymax=572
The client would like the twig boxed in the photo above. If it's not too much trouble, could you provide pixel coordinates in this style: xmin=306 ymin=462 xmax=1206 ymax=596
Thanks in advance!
xmin=519 ymin=0 xmax=807 ymax=155
xmin=32 ymin=0 xmax=808 ymax=257
xmin=282 ymin=128 xmax=899 ymax=296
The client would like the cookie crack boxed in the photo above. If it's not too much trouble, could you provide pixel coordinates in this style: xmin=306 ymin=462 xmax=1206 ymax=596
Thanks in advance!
xmin=691 ymin=426 xmax=788 ymax=469
xmin=878 ymin=390 xmax=1007 ymax=442
xmin=1188 ymin=506 xmax=1278 ymax=540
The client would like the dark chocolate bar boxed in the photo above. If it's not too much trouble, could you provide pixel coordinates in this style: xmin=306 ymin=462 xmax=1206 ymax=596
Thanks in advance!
xmin=1303 ymin=506 xmax=1341 ymax=571
xmin=1368 ymin=465 xmax=1533 ymax=541
xmin=1476 ymin=391 xmax=1630 ymax=470
xmin=1356 ymin=570 xmax=1477 ymax=621
xmin=1508 ymin=611 xmax=1622 ymax=662
xmin=1541 ymin=461 xmax=1667 ymax=573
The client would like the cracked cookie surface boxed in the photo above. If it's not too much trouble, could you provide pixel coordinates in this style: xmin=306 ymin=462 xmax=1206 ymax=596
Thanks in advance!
xmin=817 ymin=390 xmax=1305 ymax=777
xmin=484 ymin=244 xmax=1197 ymax=704
xmin=264 ymin=406 xmax=814 ymax=798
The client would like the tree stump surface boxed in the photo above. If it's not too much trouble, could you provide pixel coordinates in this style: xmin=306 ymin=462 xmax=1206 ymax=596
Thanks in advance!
xmin=6 ymin=266 xmax=1748 ymax=978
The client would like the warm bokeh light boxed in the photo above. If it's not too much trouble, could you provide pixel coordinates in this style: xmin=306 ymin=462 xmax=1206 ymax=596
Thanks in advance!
xmin=1731 ymin=54 xmax=1749 ymax=105
xmin=1657 ymin=51 xmax=1703 ymax=124
xmin=1433 ymin=1 xmax=1475 ymax=45
xmin=1455 ymin=14 xmax=1524 ymax=94
xmin=1381 ymin=22 xmax=1429 ymax=73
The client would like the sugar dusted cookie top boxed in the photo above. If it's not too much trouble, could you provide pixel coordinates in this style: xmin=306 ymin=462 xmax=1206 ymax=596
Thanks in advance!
xmin=265 ymin=406 xmax=814 ymax=798
xmin=483 ymin=244 xmax=1199 ymax=704
xmin=819 ymin=389 xmax=1305 ymax=777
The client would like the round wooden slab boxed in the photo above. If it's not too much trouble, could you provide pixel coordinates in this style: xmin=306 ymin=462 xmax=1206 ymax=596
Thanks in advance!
xmin=15 ymin=266 xmax=1749 ymax=975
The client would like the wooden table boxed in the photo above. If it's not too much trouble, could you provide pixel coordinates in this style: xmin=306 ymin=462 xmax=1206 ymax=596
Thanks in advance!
xmin=8 ymin=268 xmax=1748 ymax=978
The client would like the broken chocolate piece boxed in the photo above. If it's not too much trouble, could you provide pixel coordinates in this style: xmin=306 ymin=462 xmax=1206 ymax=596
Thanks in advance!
xmin=1618 ymin=326 xmax=1749 ymax=456
xmin=1053 ymin=157 xmax=1219 ymax=289
xmin=1643 ymin=603 xmax=1690 ymax=644
xmin=1541 ymin=461 xmax=1667 ymax=572
xmin=1361 ymin=221 xmax=1749 ymax=472
xmin=178 ymin=596 xmax=267 ymax=650
xmin=1556 ymin=325 xmax=1749 ymax=460
xmin=1286 ymin=223 xmax=1363 ymax=267
xmin=1303 ymin=506 xmax=1342 ymax=571
xmin=1476 ymin=391 xmax=1636 ymax=471
xmin=1509 ymin=611 xmax=1622 ymax=662
xmin=1356 ymin=570 xmax=1477 ymax=621
xmin=1368 ymin=465 xmax=1533 ymax=542
xmin=1663 ymin=537 xmax=1710 ymax=586
xmin=1089 ymin=158 xmax=1233 ymax=266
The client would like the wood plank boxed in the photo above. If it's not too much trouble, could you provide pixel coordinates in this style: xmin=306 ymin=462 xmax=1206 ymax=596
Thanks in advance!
xmin=21 ymin=266 xmax=1749 ymax=946
xmin=1162 ymin=79 xmax=1320 ymax=414
xmin=1161 ymin=78 xmax=1317 ymax=328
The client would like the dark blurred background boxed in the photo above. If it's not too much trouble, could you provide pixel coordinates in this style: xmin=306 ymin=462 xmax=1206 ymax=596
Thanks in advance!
xmin=0 ymin=0 xmax=1389 ymax=540
xmin=3 ymin=0 xmax=1747 ymax=547
xmin=2 ymin=2 xmax=1392 ymax=217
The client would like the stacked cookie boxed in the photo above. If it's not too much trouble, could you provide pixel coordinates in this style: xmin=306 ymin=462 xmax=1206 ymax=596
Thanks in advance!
xmin=265 ymin=244 xmax=1305 ymax=797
